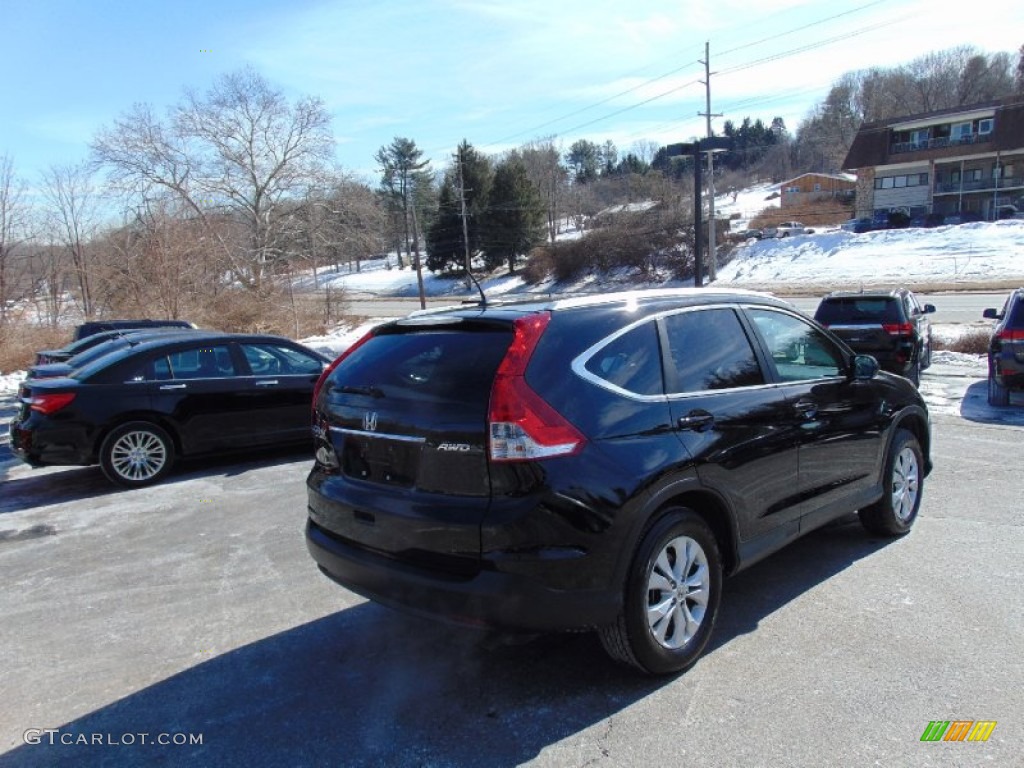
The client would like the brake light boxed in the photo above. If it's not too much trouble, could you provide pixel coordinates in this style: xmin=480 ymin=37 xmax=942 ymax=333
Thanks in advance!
xmin=997 ymin=329 xmax=1024 ymax=342
xmin=882 ymin=323 xmax=914 ymax=336
xmin=311 ymin=329 xmax=376 ymax=410
xmin=488 ymin=312 xmax=585 ymax=462
xmin=29 ymin=392 xmax=76 ymax=414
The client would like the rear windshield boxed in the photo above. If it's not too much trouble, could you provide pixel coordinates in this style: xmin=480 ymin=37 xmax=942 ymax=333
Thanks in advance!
xmin=328 ymin=328 xmax=512 ymax=407
xmin=814 ymin=297 xmax=901 ymax=324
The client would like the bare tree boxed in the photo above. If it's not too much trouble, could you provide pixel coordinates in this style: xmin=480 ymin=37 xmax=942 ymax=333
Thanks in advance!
xmin=0 ymin=154 xmax=30 ymax=326
xmin=41 ymin=163 xmax=101 ymax=319
xmin=93 ymin=67 xmax=334 ymax=297
xmin=509 ymin=139 xmax=567 ymax=243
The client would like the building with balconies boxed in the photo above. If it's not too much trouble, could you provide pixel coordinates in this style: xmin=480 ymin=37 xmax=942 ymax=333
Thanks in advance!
xmin=843 ymin=99 xmax=1024 ymax=223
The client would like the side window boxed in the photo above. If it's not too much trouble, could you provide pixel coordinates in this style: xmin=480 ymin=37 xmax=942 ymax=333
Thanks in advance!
xmin=662 ymin=308 xmax=764 ymax=393
xmin=240 ymin=343 xmax=324 ymax=376
xmin=167 ymin=345 xmax=237 ymax=379
xmin=748 ymin=309 xmax=844 ymax=382
xmin=583 ymin=321 xmax=663 ymax=396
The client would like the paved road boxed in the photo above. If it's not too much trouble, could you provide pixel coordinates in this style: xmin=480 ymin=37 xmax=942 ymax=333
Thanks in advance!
xmin=2 ymin=400 xmax=1021 ymax=766
xmin=348 ymin=291 xmax=1010 ymax=327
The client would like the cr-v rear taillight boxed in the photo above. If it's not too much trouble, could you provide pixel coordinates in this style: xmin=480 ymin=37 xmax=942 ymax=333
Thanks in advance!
xmin=997 ymin=329 xmax=1024 ymax=342
xmin=488 ymin=312 xmax=585 ymax=462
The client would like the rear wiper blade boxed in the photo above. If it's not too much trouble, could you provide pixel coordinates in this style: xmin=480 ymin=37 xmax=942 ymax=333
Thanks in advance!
xmin=335 ymin=384 xmax=385 ymax=398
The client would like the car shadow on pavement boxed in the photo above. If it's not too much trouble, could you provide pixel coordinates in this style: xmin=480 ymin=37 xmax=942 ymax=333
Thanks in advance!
xmin=0 ymin=445 xmax=313 ymax=515
xmin=959 ymin=380 xmax=1024 ymax=425
xmin=1 ymin=515 xmax=893 ymax=767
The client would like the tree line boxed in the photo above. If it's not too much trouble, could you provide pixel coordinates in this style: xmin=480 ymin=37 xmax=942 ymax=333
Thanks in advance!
xmin=1 ymin=44 xmax=1021 ymax=340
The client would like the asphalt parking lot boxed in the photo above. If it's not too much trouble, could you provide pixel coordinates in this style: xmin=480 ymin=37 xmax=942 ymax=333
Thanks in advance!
xmin=1 ymin=391 xmax=1022 ymax=767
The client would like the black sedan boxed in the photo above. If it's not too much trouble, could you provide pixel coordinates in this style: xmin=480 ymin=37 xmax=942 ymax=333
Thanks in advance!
xmin=10 ymin=332 xmax=331 ymax=486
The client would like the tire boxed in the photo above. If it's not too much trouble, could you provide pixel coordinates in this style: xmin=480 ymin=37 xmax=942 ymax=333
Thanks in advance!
xmin=99 ymin=421 xmax=175 ymax=487
xmin=906 ymin=354 xmax=921 ymax=387
xmin=859 ymin=429 xmax=923 ymax=536
xmin=599 ymin=507 xmax=722 ymax=675
xmin=988 ymin=359 xmax=1009 ymax=406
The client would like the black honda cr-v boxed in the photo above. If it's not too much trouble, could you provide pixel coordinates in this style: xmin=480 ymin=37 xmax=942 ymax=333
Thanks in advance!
xmin=306 ymin=289 xmax=932 ymax=675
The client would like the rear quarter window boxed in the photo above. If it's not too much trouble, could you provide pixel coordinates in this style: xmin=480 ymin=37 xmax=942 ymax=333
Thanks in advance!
xmin=582 ymin=321 xmax=663 ymax=396
xmin=1008 ymin=296 xmax=1024 ymax=328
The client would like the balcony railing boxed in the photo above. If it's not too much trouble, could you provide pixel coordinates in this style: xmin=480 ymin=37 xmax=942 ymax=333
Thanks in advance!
xmin=890 ymin=133 xmax=990 ymax=154
xmin=934 ymin=175 xmax=1024 ymax=194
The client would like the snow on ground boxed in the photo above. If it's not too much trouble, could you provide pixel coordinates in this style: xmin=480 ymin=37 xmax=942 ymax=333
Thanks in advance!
xmin=718 ymin=219 xmax=1024 ymax=286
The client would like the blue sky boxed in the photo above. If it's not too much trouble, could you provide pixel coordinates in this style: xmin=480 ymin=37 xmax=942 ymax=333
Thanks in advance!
xmin=2 ymin=0 xmax=1021 ymax=185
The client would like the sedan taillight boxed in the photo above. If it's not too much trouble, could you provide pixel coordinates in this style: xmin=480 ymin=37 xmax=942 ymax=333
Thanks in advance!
xmin=29 ymin=392 xmax=76 ymax=414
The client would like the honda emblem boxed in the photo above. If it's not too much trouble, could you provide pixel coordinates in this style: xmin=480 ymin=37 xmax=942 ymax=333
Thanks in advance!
xmin=363 ymin=411 xmax=378 ymax=432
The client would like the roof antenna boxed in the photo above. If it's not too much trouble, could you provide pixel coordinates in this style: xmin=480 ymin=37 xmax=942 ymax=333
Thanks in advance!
xmin=466 ymin=266 xmax=487 ymax=307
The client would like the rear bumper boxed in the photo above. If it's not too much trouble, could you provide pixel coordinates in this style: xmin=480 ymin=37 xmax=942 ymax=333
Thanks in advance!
xmin=306 ymin=518 xmax=620 ymax=632
xmin=991 ymin=356 xmax=1024 ymax=390
xmin=9 ymin=417 xmax=94 ymax=467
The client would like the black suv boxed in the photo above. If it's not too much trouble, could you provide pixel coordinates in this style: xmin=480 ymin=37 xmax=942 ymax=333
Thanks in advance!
xmin=813 ymin=289 xmax=935 ymax=385
xmin=983 ymin=288 xmax=1024 ymax=405
xmin=306 ymin=289 xmax=931 ymax=675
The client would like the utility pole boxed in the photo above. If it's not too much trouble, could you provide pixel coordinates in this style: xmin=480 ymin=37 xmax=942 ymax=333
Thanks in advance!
xmin=410 ymin=200 xmax=427 ymax=310
xmin=456 ymin=152 xmax=473 ymax=289
xmin=699 ymin=41 xmax=722 ymax=282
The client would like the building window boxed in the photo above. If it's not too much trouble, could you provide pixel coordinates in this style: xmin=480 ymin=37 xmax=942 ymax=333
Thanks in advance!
xmin=894 ymin=176 xmax=907 ymax=188
xmin=978 ymin=118 xmax=994 ymax=135
xmin=813 ymin=183 xmax=821 ymax=192
xmin=965 ymin=169 xmax=982 ymax=182
xmin=951 ymin=122 xmax=973 ymax=140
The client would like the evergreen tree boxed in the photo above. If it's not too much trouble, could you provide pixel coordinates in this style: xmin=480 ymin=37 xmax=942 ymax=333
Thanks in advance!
xmin=482 ymin=158 xmax=546 ymax=274
xmin=375 ymin=137 xmax=430 ymax=268
xmin=565 ymin=139 xmax=601 ymax=184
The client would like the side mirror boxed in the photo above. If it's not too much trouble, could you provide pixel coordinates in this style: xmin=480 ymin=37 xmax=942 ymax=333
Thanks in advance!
xmin=923 ymin=303 xmax=936 ymax=314
xmin=982 ymin=308 xmax=999 ymax=320
xmin=852 ymin=354 xmax=879 ymax=381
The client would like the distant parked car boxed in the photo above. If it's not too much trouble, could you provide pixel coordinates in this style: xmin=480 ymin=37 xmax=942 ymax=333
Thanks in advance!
xmin=34 ymin=327 xmax=199 ymax=367
xmin=27 ymin=328 xmax=202 ymax=380
xmin=765 ymin=221 xmax=811 ymax=238
xmin=726 ymin=228 xmax=762 ymax=242
xmin=814 ymin=288 xmax=935 ymax=386
xmin=10 ymin=332 xmax=330 ymax=486
xmin=983 ymin=288 xmax=1024 ymax=406
xmin=72 ymin=318 xmax=196 ymax=341
xmin=841 ymin=218 xmax=873 ymax=233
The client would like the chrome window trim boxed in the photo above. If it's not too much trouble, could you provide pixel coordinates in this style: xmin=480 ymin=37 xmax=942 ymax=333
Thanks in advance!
xmin=331 ymin=426 xmax=427 ymax=444
xmin=571 ymin=302 xmax=786 ymax=401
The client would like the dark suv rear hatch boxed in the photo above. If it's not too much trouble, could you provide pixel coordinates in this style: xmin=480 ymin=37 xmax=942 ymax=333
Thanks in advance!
xmin=814 ymin=296 xmax=910 ymax=361
xmin=308 ymin=317 xmax=514 ymax=572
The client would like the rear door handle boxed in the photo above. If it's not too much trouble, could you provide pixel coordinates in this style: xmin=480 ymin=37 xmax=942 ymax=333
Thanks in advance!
xmin=678 ymin=410 xmax=714 ymax=432
xmin=159 ymin=384 xmax=187 ymax=390
xmin=254 ymin=380 xmax=279 ymax=386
